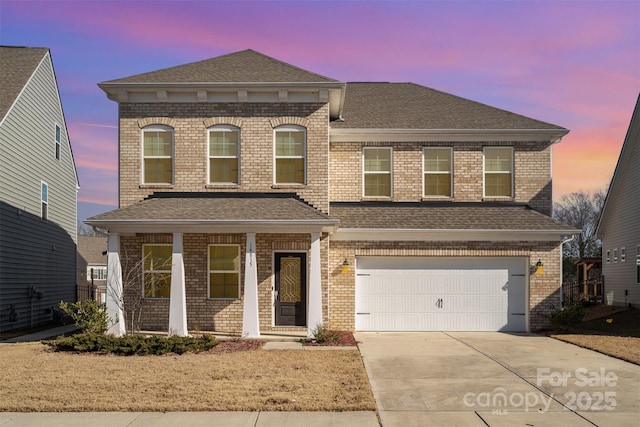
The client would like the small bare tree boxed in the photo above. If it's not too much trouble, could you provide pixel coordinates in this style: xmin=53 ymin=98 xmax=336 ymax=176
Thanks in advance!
xmin=106 ymin=249 xmax=146 ymax=335
xmin=553 ymin=190 xmax=606 ymax=259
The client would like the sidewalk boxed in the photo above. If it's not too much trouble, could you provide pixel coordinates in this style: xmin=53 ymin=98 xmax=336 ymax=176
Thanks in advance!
xmin=0 ymin=411 xmax=380 ymax=427
xmin=0 ymin=324 xmax=79 ymax=343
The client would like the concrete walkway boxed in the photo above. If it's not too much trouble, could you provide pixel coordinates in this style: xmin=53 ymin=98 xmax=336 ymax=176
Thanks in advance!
xmin=356 ymin=332 xmax=640 ymax=427
xmin=0 ymin=412 xmax=379 ymax=427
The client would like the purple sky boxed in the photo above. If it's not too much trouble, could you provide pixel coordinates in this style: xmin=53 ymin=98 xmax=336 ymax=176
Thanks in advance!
xmin=2 ymin=0 xmax=639 ymax=221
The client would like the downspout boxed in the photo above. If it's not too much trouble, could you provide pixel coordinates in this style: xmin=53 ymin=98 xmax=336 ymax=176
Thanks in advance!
xmin=560 ymin=235 xmax=575 ymax=306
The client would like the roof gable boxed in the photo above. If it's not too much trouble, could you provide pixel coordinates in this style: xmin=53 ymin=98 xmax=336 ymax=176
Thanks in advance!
xmin=0 ymin=46 xmax=49 ymax=122
xmin=331 ymin=82 xmax=566 ymax=131
xmin=596 ymin=93 xmax=640 ymax=237
xmin=100 ymin=49 xmax=338 ymax=84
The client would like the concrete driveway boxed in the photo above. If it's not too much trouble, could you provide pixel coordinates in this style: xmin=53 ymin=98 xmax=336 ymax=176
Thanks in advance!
xmin=356 ymin=332 xmax=639 ymax=426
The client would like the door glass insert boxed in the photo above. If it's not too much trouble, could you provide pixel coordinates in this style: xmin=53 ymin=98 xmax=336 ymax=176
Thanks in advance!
xmin=280 ymin=257 xmax=301 ymax=302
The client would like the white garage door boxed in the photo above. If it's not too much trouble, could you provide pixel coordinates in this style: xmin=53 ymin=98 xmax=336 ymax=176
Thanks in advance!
xmin=355 ymin=257 xmax=527 ymax=332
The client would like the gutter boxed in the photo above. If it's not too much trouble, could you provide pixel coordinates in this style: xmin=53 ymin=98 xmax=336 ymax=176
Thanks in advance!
xmin=560 ymin=235 xmax=576 ymax=306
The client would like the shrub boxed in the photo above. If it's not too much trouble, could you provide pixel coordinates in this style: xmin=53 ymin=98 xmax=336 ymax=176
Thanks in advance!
xmin=551 ymin=304 xmax=586 ymax=326
xmin=311 ymin=324 xmax=340 ymax=344
xmin=44 ymin=333 xmax=218 ymax=356
xmin=59 ymin=300 xmax=108 ymax=334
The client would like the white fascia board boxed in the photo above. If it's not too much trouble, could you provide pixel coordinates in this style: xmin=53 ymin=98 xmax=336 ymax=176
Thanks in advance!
xmin=331 ymin=228 xmax=579 ymax=242
xmin=329 ymin=128 xmax=569 ymax=143
xmin=85 ymin=220 xmax=339 ymax=235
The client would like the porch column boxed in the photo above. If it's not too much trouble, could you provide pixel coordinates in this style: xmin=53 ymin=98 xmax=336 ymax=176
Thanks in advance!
xmin=307 ymin=232 xmax=322 ymax=338
xmin=168 ymin=233 xmax=188 ymax=336
xmin=106 ymin=232 xmax=125 ymax=336
xmin=242 ymin=232 xmax=260 ymax=338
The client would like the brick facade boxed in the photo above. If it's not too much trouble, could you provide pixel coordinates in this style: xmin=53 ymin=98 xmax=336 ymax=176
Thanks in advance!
xmin=329 ymin=141 xmax=552 ymax=215
xmin=120 ymin=232 xmax=328 ymax=333
xmin=119 ymin=102 xmax=330 ymax=213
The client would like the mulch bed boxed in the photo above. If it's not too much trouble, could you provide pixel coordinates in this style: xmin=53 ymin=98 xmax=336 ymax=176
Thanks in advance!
xmin=303 ymin=331 xmax=359 ymax=346
xmin=206 ymin=339 xmax=263 ymax=354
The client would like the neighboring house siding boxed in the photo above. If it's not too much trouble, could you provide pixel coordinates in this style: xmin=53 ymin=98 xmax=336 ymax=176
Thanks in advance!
xmin=0 ymin=52 xmax=77 ymax=332
xmin=329 ymin=140 xmax=552 ymax=215
xmin=118 ymin=103 xmax=330 ymax=213
xmin=600 ymin=125 xmax=640 ymax=307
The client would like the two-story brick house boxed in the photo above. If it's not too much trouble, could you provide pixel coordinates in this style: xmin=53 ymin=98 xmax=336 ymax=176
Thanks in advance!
xmin=87 ymin=49 xmax=577 ymax=337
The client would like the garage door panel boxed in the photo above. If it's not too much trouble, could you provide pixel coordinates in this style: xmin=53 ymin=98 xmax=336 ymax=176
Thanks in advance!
xmin=355 ymin=256 xmax=527 ymax=332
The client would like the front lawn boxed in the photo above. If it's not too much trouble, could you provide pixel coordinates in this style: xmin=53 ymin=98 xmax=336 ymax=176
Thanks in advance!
xmin=0 ymin=341 xmax=376 ymax=412
xmin=549 ymin=306 xmax=640 ymax=365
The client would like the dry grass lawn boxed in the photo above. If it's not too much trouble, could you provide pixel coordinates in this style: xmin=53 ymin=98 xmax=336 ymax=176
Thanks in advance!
xmin=0 ymin=342 xmax=376 ymax=412
xmin=550 ymin=306 xmax=640 ymax=365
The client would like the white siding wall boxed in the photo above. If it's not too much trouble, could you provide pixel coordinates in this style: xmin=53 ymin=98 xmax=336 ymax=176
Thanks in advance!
xmin=600 ymin=109 xmax=640 ymax=307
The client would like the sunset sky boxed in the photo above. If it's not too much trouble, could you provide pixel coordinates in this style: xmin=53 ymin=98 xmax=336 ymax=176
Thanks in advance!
xmin=2 ymin=0 xmax=638 ymax=221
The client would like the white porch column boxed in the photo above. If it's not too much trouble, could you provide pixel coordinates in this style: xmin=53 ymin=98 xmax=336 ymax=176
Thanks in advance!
xmin=106 ymin=232 xmax=125 ymax=336
xmin=307 ymin=232 xmax=323 ymax=338
xmin=168 ymin=233 xmax=188 ymax=337
xmin=242 ymin=232 xmax=260 ymax=338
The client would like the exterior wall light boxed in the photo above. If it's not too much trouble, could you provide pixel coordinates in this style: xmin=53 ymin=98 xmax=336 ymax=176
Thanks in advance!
xmin=342 ymin=258 xmax=350 ymax=274
xmin=534 ymin=259 xmax=544 ymax=276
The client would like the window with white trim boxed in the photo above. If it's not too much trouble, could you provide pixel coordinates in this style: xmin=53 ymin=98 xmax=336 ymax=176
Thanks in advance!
xmin=274 ymin=125 xmax=306 ymax=184
xmin=142 ymin=125 xmax=173 ymax=184
xmin=606 ymin=249 xmax=610 ymax=263
xmin=363 ymin=147 xmax=392 ymax=197
xmin=208 ymin=125 xmax=240 ymax=184
xmin=620 ymin=247 xmax=626 ymax=262
xmin=143 ymin=245 xmax=172 ymax=298
xmin=41 ymin=182 xmax=48 ymax=221
xmin=55 ymin=124 xmax=61 ymax=160
xmin=88 ymin=267 xmax=107 ymax=281
xmin=423 ymin=147 xmax=452 ymax=197
xmin=208 ymin=244 xmax=240 ymax=299
xmin=484 ymin=147 xmax=513 ymax=197
xmin=613 ymin=248 xmax=618 ymax=263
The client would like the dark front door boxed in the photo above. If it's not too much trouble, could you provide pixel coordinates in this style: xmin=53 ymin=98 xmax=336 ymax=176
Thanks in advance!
xmin=275 ymin=253 xmax=307 ymax=326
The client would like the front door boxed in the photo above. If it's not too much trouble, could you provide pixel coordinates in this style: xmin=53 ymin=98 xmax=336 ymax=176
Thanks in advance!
xmin=275 ymin=253 xmax=307 ymax=326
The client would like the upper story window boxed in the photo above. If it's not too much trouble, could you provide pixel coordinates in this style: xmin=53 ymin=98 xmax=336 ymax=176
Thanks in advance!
xmin=484 ymin=147 xmax=513 ymax=198
xmin=274 ymin=125 xmax=306 ymax=184
xmin=423 ymin=147 xmax=452 ymax=197
xmin=55 ymin=124 xmax=61 ymax=160
xmin=636 ymin=245 xmax=640 ymax=284
xmin=613 ymin=248 xmax=618 ymax=263
xmin=209 ymin=125 xmax=240 ymax=184
xmin=363 ymin=147 xmax=392 ymax=198
xmin=606 ymin=249 xmax=611 ymax=263
xmin=41 ymin=181 xmax=48 ymax=221
xmin=208 ymin=244 xmax=241 ymax=299
xmin=89 ymin=267 xmax=107 ymax=281
xmin=142 ymin=125 xmax=174 ymax=184
xmin=621 ymin=247 xmax=626 ymax=262
xmin=143 ymin=244 xmax=172 ymax=298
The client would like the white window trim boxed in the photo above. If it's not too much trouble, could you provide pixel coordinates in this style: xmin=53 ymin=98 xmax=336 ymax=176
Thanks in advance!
xmin=362 ymin=147 xmax=393 ymax=198
xmin=142 ymin=244 xmax=172 ymax=299
xmin=208 ymin=125 xmax=240 ymax=185
xmin=273 ymin=125 xmax=307 ymax=185
xmin=423 ymin=147 xmax=453 ymax=198
xmin=613 ymin=248 xmax=618 ymax=263
xmin=41 ymin=181 xmax=48 ymax=221
xmin=483 ymin=146 xmax=514 ymax=198
xmin=620 ymin=247 xmax=626 ymax=262
xmin=54 ymin=123 xmax=61 ymax=161
xmin=606 ymin=249 xmax=611 ymax=264
xmin=141 ymin=125 xmax=174 ymax=185
xmin=208 ymin=244 xmax=241 ymax=300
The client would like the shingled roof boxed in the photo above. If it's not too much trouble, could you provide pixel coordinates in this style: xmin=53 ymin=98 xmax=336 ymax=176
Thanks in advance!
xmin=100 ymin=49 xmax=338 ymax=85
xmin=0 ymin=46 xmax=49 ymax=121
xmin=86 ymin=193 xmax=339 ymax=232
xmin=331 ymin=82 xmax=567 ymax=131
xmin=330 ymin=202 xmax=577 ymax=232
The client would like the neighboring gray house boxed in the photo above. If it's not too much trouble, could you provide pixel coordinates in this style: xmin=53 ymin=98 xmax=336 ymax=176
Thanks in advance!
xmin=77 ymin=235 xmax=108 ymax=304
xmin=0 ymin=46 xmax=79 ymax=332
xmin=596 ymin=93 xmax=640 ymax=308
